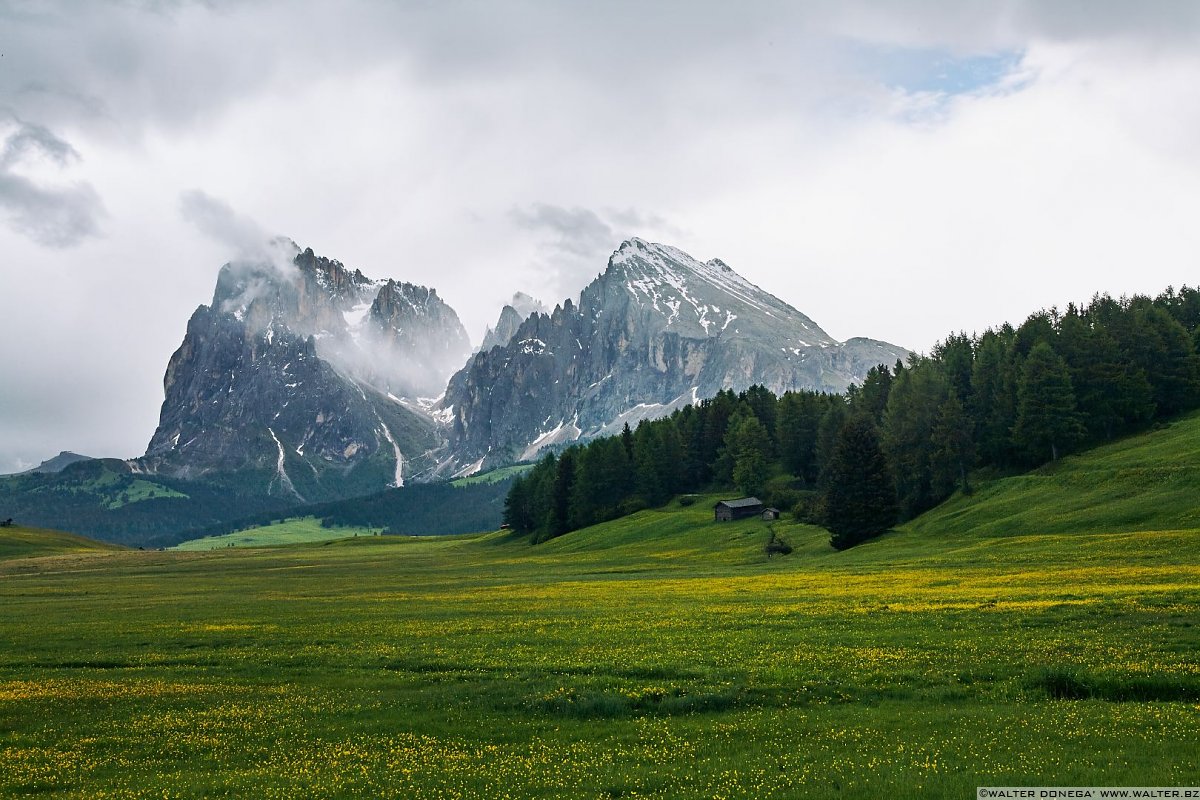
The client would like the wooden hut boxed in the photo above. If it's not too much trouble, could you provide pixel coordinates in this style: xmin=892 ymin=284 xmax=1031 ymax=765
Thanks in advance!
xmin=714 ymin=497 xmax=764 ymax=521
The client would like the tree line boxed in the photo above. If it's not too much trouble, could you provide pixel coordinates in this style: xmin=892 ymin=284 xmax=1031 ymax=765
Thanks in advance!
xmin=504 ymin=286 xmax=1200 ymax=549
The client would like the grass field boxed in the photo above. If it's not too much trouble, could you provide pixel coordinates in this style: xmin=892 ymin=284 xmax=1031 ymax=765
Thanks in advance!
xmin=171 ymin=517 xmax=378 ymax=551
xmin=1 ymin=419 xmax=1198 ymax=798
xmin=102 ymin=479 xmax=188 ymax=510
xmin=0 ymin=525 xmax=124 ymax=560
xmin=450 ymin=463 xmax=534 ymax=487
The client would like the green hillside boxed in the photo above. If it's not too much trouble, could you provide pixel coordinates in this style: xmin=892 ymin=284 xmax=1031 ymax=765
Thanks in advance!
xmin=0 ymin=458 xmax=289 ymax=547
xmin=450 ymin=463 xmax=533 ymax=486
xmin=0 ymin=420 xmax=1196 ymax=797
xmin=904 ymin=411 xmax=1200 ymax=540
xmin=172 ymin=517 xmax=378 ymax=550
xmin=0 ymin=525 xmax=125 ymax=560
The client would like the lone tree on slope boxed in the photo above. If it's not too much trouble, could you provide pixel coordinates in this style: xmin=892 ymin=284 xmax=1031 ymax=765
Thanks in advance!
xmin=824 ymin=415 xmax=898 ymax=550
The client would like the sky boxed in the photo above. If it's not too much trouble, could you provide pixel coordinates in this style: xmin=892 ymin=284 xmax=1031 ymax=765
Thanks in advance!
xmin=2 ymin=1 xmax=1200 ymax=471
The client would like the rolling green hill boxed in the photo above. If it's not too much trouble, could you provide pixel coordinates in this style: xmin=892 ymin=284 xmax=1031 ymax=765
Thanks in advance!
xmin=903 ymin=410 xmax=1200 ymax=540
xmin=0 ymin=525 xmax=125 ymax=560
xmin=172 ymin=517 xmax=379 ymax=551
xmin=450 ymin=463 xmax=533 ymax=487
xmin=0 ymin=458 xmax=290 ymax=547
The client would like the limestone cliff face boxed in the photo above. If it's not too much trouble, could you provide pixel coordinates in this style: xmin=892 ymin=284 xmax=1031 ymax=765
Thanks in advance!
xmin=142 ymin=243 xmax=462 ymax=500
xmin=441 ymin=239 xmax=909 ymax=470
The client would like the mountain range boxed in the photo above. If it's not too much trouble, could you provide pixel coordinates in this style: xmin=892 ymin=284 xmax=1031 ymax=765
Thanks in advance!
xmin=4 ymin=237 xmax=908 ymax=538
xmin=441 ymin=239 xmax=907 ymax=472
xmin=140 ymin=242 xmax=468 ymax=501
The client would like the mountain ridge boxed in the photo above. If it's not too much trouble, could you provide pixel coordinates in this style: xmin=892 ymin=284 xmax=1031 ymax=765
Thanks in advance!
xmin=141 ymin=243 xmax=466 ymax=500
xmin=441 ymin=238 xmax=909 ymax=471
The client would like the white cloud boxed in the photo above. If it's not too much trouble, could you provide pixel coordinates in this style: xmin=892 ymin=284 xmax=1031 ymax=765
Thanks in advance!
xmin=3 ymin=1 xmax=1200 ymax=469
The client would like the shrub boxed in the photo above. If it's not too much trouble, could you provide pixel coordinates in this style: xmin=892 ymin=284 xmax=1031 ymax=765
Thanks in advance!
xmin=619 ymin=497 xmax=650 ymax=516
xmin=791 ymin=490 xmax=824 ymax=525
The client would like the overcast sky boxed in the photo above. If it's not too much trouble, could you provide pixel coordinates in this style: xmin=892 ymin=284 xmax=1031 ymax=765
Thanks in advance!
xmin=2 ymin=1 xmax=1200 ymax=471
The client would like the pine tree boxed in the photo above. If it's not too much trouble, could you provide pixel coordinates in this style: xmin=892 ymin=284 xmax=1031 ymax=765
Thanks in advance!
xmin=850 ymin=364 xmax=894 ymax=422
xmin=697 ymin=390 xmax=737 ymax=482
xmin=674 ymin=406 xmax=705 ymax=489
xmin=970 ymin=328 xmax=1018 ymax=466
xmin=740 ymin=385 xmax=778 ymax=455
xmin=881 ymin=359 xmax=949 ymax=518
xmin=814 ymin=399 xmax=848 ymax=488
xmin=1012 ymin=342 xmax=1086 ymax=463
xmin=620 ymin=422 xmax=635 ymax=461
xmin=502 ymin=474 xmax=533 ymax=533
xmin=1135 ymin=306 xmax=1200 ymax=416
xmin=929 ymin=391 xmax=975 ymax=496
xmin=521 ymin=452 xmax=557 ymax=541
xmin=777 ymin=391 xmax=823 ymax=484
xmin=546 ymin=448 xmax=577 ymax=540
xmin=932 ymin=332 xmax=975 ymax=401
xmin=569 ymin=437 xmax=631 ymax=527
xmin=823 ymin=416 xmax=898 ymax=550
xmin=1058 ymin=310 xmax=1153 ymax=438
xmin=724 ymin=413 xmax=771 ymax=497
xmin=633 ymin=421 xmax=682 ymax=506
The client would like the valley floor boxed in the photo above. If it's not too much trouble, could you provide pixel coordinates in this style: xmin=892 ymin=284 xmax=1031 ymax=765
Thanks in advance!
xmin=0 ymin=499 xmax=1197 ymax=798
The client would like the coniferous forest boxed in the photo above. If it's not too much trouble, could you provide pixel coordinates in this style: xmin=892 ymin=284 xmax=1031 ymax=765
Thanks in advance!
xmin=504 ymin=287 xmax=1200 ymax=547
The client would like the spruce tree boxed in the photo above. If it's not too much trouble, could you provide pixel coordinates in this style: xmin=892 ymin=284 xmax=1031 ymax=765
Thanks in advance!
xmin=502 ymin=475 xmax=533 ymax=533
xmin=1058 ymin=311 xmax=1153 ymax=438
xmin=823 ymin=416 xmax=898 ymax=550
xmin=1012 ymin=342 xmax=1086 ymax=463
xmin=814 ymin=399 xmax=848 ymax=488
xmin=881 ymin=359 xmax=949 ymax=518
xmin=929 ymin=391 xmax=975 ymax=496
xmin=633 ymin=421 xmax=682 ymax=506
xmin=850 ymin=364 xmax=894 ymax=422
xmin=777 ymin=391 xmax=822 ymax=483
xmin=740 ymin=385 xmax=778 ymax=454
xmin=724 ymin=413 xmax=771 ymax=497
xmin=547 ymin=448 xmax=577 ymax=540
xmin=1136 ymin=306 xmax=1200 ymax=416
xmin=970 ymin=328 xmax=1018 ymax=466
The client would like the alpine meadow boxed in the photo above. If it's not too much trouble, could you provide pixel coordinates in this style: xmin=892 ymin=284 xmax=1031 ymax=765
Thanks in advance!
xmin=2 ymin=412 xmax=1198 ymax=796
xmin=5 ymin=3 xmax=1200 ymax=798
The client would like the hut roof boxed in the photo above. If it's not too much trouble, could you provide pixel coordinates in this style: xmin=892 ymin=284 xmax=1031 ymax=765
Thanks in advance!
xmin=715 ymin=497 xmax=763 ymax=509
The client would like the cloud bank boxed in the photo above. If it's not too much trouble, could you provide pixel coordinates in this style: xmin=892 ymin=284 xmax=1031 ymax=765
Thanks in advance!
xmin=2 ymin=1 xmax=1200 ymax=471
xmin=0 ymin=114 xmax=104 ymax=246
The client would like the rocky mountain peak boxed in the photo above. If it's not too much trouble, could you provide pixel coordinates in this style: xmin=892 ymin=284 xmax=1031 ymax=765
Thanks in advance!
xmin=143 ymin=242 xmax=469 ymax=498
xmin=441 ymin=239 xmax=909 ymax=472
xmin=508 ymin=291 xmax=547 ymax=318
xmin=20 ymin=451 xmax=94 ymax=475
xmin=479 ymin=292 xmax=550 ymax=352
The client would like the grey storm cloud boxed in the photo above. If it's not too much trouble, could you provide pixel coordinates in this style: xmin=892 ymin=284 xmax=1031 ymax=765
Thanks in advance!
xmin=0 ymin=115 xmax=104 ymax=247
xmin=509 ymin=203 xmax=682 ymax=300
xmin=8 ymin=1 xmax=1198 ymax=142
xmin=0 ymin=117 xmax=79 ymax=168
xmin=179 ymin=190 xmax=272 ymax=260
xmin=179 ymin=190 xmax=300 ymax=295
xmin=510 ymin=204 xmax=677 ymax=258
xmin=510 ymin=204 xmax=617 ymax=259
